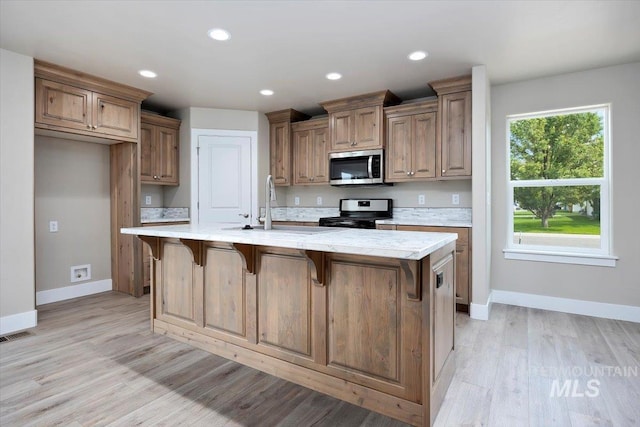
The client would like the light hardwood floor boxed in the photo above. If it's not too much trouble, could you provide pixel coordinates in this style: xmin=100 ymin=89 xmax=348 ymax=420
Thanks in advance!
xmin=1 ymin=292 xmax=638 ymax=426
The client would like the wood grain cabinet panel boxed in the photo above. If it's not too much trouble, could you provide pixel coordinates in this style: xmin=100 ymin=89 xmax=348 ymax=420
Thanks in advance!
xmin=140 ymin=112 xmax=180 ymax=185
xmin=266 ymin=109 xmax=311 ymax=186
xmin=159 ymin=240 xmax=197 ymax=323
xmin=325 ymin=254 xmax=422 ymax=402
xmin=431 ymin=253 xmax=455 ymax=382
xmin=429 ymin=75 xmax=472 ymax=179
xmin=257 ymin=249 xmax=313 ymax=358
xmin=320 ymin=90 xmax=400 ymax=152
xmin=292 ymin=118 xmax=329 ymax=185
xmin=35 ymin=77 xmax=139 ymax=142
xmin=204 ymin=245 xmax=246 ymax=336
xmin=440 ymin=91 xmax=471 ymax=177
xmin=385 ymin=101 xmax=437 ymax=182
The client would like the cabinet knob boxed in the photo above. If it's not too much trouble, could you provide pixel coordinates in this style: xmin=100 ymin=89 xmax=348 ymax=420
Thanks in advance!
xmin=153 ymin=175 xmax=158 ymax=179
xmin=406 ymin=171 xmax=411 ymax=176
xmin=442 ymin=169 xmax=446 ymax=174
xmin=93 ymin=125 xmax=98 ymax=129
xmin=87 ymin=125 xmax=91 ymax=129
xmin=310 ymin=176 xmax=315 ymax=181
xmin=411 ymin=171 xmax=415 ymax=176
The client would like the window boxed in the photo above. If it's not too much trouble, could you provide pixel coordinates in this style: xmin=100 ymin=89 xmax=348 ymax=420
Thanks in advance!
xmin=505 ymin=105 xmax=616 ymax=266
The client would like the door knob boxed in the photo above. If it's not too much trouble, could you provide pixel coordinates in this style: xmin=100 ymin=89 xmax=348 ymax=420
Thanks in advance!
xmin=238 ymin=213 xmax=249 ymax=218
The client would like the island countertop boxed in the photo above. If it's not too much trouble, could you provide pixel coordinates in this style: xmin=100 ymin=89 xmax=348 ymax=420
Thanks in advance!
xmin=121 ymin=223 xmax=457 ymax=260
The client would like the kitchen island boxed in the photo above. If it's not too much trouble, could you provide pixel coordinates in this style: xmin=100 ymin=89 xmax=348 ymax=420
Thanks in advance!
xmin=120 ymin=224 xmax=457 ymax=426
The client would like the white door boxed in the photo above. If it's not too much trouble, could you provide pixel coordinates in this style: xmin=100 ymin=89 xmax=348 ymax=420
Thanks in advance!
xmin=196 ymin=132 xmax=254 ymax=224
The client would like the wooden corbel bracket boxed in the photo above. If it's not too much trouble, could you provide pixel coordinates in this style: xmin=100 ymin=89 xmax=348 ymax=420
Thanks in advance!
xmin=180 ymin=239 xmax=205 ymax=267
xmin=232 ymin=243 xmax=255 ymax=274
xmin=400 ymin=260 xmax=421 ymax=301
xmin=139 ymin=236 xmax=161 ymax=260
xmin=301 ymin=250 xmax=324 ymax=287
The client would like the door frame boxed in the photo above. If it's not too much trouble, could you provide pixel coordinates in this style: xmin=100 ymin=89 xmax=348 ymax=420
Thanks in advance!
xmin=191 ymin=128 xmax=258 ymax=225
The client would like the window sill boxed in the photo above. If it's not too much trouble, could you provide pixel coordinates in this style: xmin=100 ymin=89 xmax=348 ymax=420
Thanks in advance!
xmin=503 ymin=248 xmax=617 ymax=267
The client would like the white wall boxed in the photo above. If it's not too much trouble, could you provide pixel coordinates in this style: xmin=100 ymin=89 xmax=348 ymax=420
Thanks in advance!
xmin=491 ymin=62 xmax=640 ymax=308
xmin=0 ymin=49 xmax=36 ymax=334
xmin=34 ymin=136 xmax=111 ymax=293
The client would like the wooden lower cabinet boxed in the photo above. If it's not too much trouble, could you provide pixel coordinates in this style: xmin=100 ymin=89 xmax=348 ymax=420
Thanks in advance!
xmin=147 ymin=237 xmax=456 ymax=426
xmin=378 ymin=224 xmax=471 ymax=311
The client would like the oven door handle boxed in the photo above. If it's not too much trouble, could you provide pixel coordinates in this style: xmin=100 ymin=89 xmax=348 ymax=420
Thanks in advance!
xmin=367 ymin=155 xmax=373 ymax=179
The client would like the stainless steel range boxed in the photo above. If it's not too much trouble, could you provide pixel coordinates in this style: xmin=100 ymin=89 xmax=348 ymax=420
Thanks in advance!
xmin=319 ymin=198 xmax=392 ymax=229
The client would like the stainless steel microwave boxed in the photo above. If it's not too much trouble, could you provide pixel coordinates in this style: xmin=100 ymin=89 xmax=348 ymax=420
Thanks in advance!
xmin=329 ymin=149 xmax=384 ymax=186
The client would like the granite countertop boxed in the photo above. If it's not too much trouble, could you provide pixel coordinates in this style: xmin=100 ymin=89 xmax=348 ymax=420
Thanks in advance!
xmin=121 ymin=223 xmax=457 ymax=260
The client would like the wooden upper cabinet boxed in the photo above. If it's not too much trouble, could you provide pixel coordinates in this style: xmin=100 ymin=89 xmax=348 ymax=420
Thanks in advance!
xmin=266 ymin=109 xmax=310 ymax=186
xmin=385 ymin=100 xmax=438 ymax=182
xmin=430 ymin=75 xmax=472 ymax=178
xmin=320 ymin=90 xmax=400 ymax=152
xmin=140 ymin=112 xmax=181 ymax=185
xmin=35 ymin=79 xmax=92 ymax=131
xmin=292 ymin=118 xmax=329 ymax=185
xmin=34 ymin=61 xmax=150 ymax=143
xmin=92 ymin=92 xmax=138 ymax=140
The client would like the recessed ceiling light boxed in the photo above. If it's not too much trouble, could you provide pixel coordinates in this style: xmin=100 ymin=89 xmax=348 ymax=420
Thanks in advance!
xmin=260 ymin=89 xmax=274 ymax=96
xmin=326 ymin=72 xmax=342 ymax=80
xmin=408 ymin=51 xmax=428 ymax=61
xmin=208 ymin=28 xmax=231 ymax=41
xmin=138 ymin=70 xmax=157 ymax=78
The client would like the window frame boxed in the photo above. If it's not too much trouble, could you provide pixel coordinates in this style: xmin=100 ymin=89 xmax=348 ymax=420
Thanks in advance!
xmin=503 ymin=104 xmax=617 ymax=267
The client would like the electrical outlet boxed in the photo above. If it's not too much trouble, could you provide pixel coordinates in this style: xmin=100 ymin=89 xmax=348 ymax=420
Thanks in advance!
xmin=316 ymin=196 xmax=323 ymax=206
xmin=49 ymin=220 xmax=58 ymax=233
xmin=452 ymin=194 xmax=460 ymax=205
xmin=145 ymin=195 xmax=152 ymax=205
xmin=294 ymin=196 xmax=300 ymax=206
xmin=418 ymin=194 xmax=425 ymax=205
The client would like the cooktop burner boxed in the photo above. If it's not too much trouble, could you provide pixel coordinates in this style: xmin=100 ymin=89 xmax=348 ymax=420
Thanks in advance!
xmin=318 ymin=198 xmax=392 ymax=229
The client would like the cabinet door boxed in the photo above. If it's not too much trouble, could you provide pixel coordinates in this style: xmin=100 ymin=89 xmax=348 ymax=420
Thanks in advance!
xmin=311 ymin=127 xmax=329 ymax=183
xmin=156 ymin=126 xmax=179 ymax=185
xmin=35 ymin=78 xmax=92 ymax=132
xmin=326 ymin=254 xmax=422 ymax=401
xmin=440 ymin=91 xmax=471 ymax=177
xmin=385 ymin=115 xmax=412 ymax=182
xmin=93 ymin=92 xmax=139 ymax=140
xmin=140 ymin=122 xmax=155 ymax=183
xmin=292 ymin=129 xmax=312 ymax=185
xmin=330 ymin=110 xmax=354 ymax=151
xmin=353 ymin=106 xmax=381 ymax=149
xmin=412 ymin=112 xmax=437 ymax=179
xmin=270 ymin=122 xmax=291 ymax=185
xmin=432 ymin=253 xmax=455 ymax=382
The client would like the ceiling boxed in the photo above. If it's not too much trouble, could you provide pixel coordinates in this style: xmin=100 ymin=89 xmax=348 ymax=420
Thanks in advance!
xmin=2 ymin=1 xmax=639 ymax=115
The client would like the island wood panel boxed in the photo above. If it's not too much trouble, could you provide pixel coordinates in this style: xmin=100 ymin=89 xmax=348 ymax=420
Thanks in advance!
xmin=203 ymin=244 xmax=247 ymax=337
xmin=326 ymin=254 xmax=422 ymax=403
xmin=256 ymin=248 xmax=313 ymax=359
xmin=155 ymin=239 xmax=202 ymax=326
xmin=431 ymin=253 xmax=455 ymax=382
xmin=146 ymin=237 xmax=457 ymax=426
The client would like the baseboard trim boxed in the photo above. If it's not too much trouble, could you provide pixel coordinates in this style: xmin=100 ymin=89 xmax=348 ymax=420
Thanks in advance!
xmin=36 ymin=279 xmax=112 ymax=306
xmin=0 ymin=309 xmax=38 ymax=336
xmin=470 ymin=294 xmax=492 ymax=321
xmin=491 ymin=289 xmax=640 ymax=323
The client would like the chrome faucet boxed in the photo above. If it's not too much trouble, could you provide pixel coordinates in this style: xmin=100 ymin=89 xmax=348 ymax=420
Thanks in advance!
xmin=264 ymin=174 xmax=275 ymax=230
